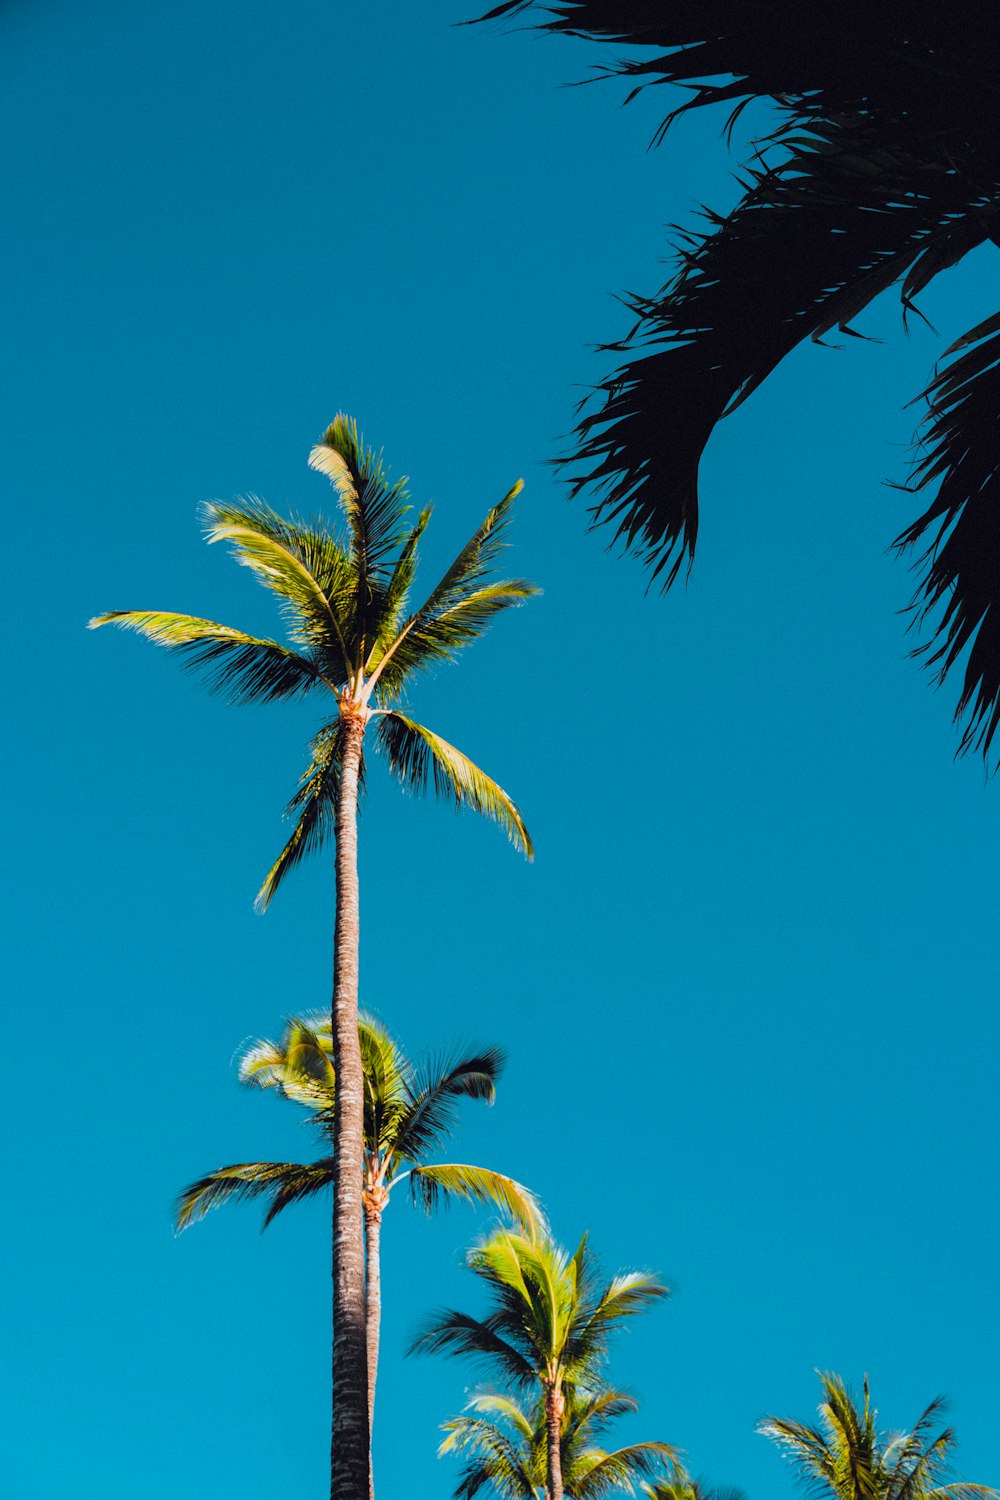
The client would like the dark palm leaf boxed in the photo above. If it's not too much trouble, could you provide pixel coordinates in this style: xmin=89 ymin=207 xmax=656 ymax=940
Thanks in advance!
xmin=896 ymin=319 xmax=1000 ymax=759
xmin=475 ymin=0 xmax=1000 ymax=761
xmin=256 ymin=719 xmax=362 ymax=911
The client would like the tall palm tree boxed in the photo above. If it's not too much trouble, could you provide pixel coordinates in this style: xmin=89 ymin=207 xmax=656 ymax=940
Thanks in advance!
xmin=759 ymin=1371 xmax=1000 ymax=1500
xmin=440 ymin=1382 xmax=677 ymax=1500
xmin=177 ymin=1012 xmax=543 ymax=1463
xmin=411 ymin=1228 xmax=668 ymax=1500
xmin=477 ymin=2 xmax=1000 ymax=763
xmin=90 ymin=417 xmax=537 ymax=1500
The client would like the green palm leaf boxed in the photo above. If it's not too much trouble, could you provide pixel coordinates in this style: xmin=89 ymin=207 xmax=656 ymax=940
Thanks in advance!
xmin=203 ymin=498 xmax=353 ymax=679
xmin=406 ymin=1163 xmax=544 ymax=1232
xmin=255 ymin=720 xmax=363 ymax=912
xmin=376 ymin=710 xmax=532 ymax=858
xmin=88 ymin=611 xmax=322 ymax=703
xmin=175 ymin=1158 xmax=333 ymax=1232
xmin=309 ymin=414 xmax=412 ymax=660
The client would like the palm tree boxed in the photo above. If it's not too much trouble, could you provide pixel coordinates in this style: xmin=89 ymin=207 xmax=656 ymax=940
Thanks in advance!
xmin=90 ymin=417 xmax=537 ymax=1500
xmin=411 ymin=1228 xmax=668 ymax=1500
xmin=177 ymin=1012 xmax=543 ymax=1465
xmin=477 ymin=3 xmax=1000 ymax=763
xmin=759 ymin=1371 xmax=1000 ymax=1500
xmin=440 ymin=1383 xmax=677 ymax=1500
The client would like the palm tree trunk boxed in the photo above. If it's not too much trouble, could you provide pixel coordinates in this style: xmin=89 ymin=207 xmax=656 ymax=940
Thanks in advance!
xmin=545 ymin=1384 xmax=564 ymax=1500
xmin=331 ymin=710 xmax=369 ymax=1500
xmin=363 ymin=1192 xmax=386 ymax=1500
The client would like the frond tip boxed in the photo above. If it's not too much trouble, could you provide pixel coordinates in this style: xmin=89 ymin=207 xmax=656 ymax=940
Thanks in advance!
xmin=377 ymin=710 xmax=533 ymax=859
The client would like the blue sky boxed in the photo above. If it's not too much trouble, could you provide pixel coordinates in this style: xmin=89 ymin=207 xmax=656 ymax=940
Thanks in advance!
xmin=4 ymin=1 xmax=999 ymax=1497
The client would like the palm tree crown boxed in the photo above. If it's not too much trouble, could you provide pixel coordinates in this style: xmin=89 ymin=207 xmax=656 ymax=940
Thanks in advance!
xmin=760 ymin=1372 xmax=1000 ymax=1500
xmin=412 ymin=1227 xmax=668 ymax=1500
xmin=441 ymin=1383 xmax=677 ymax=1500
xmin=91 ymin=414 xmax=536 ymax=902
xmin=176 ymin=1012 xmax=542 ymax=1234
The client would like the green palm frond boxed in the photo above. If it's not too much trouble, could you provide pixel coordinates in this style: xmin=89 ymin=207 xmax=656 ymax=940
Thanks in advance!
xmin=367 ymin=505 xmax=433 ymax=668
xmin=88 ymin=611 xmax=322 ymax=703
xmin=441 ymin=1381 xmax=676 ymax=1500
xmin=441 ymin=1402 xmax=540 ymax=1500
xmin=577 ymin=1273 xmax=671 ymax=1347
xmin=573 ymin=1441 xmax=680 ymax=1500
xmin=203 ymin=498 xmax=353 ymax=679
xmin=419 ymin=1227 xmax=666 ymax=1407
xmin=256 ymin=720 xmax=361 ymax=911
xmin=376 ymin=710 xmax=532 ymax=859
xmin=309 ymin=415 xmax=412 ymax=659
xmin=391 ymin=1045 xmax=505 ymax=1162
xmin=761 ymin=1374 xmax=998 ymax=1500
xmin=405 ymin=1163 xmax=544 ymax=1232
xmin=408 ymin=1310 xmax=538 ymax=1390
xmin=374 ymin=579 xmax=539 ymax=697
xmin=175 ymin=1158 xmax=333 ymax=1232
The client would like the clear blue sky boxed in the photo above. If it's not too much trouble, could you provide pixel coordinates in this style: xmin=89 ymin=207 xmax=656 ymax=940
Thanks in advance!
xmin=3 ymin=1 xmax=999 ymax=1496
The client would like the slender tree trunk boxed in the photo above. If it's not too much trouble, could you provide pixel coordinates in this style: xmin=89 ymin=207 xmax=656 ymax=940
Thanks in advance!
xmin=363 ymin=1191 xmax=386 ymax=1500
xmin=545 ymin=1384 xmax=564 ymax=1500
xmin=331 ymin=710 xmax=369 ymax=1500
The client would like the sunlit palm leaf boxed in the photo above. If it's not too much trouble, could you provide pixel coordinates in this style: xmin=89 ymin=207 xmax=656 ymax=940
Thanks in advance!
xmin=88 ymin=611 xmax=322 ymax=703
xmin=390 ymin=1045 xmax=505 ymax=1162
xmin=309 ymin=414 xmax=412 ymax=658
xmin=175 ymin=1158 xmax=332 ymax=1232
xmin=376 ymin=710 xmax=532 ymax=858
xmin=573 ymin=1441 xmax=680 ymax=1500
xmin=407 ymin=1163 xmax=544 ymax=1232
xmin=204 ymin=499 xmax=353 ymax=678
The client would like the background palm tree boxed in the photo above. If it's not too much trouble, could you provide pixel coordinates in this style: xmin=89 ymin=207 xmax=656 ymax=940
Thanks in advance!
xmin=477 ymin=2 xmax=1000 ymax=762
xmin=411 ymin=1227 xmax=668 ymax=1500
xmin=759 ymin=1371 xmax=1000 ymax=1500
xmin=440 ymin=1382 xmax=677 ymax=1500
xmin=177 ymin=1012 xmax=543 ymax=1471
xmin=91 ymin=416 xmax=537 ymax=1500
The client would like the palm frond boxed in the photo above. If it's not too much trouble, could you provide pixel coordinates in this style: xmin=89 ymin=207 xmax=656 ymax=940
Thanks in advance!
xmin=558 ymin=129 xmax=977 ymax=586
xmin=175 ymin=1158 xmax=332 ymax=1232
xmin=390 ymin=1044 xmax=505 ymax=1162
xmin=573 ymin=1441 xmax=680 ymax=1500
xmin=376 ymin=710 xmax=532 ymax=858
xmin=88 ymin=611 xmax=322 ymax=703
xmin=406 ymin=1163 xmax=544 ymax=1232
xmin=440 ymin=1405 xmax=540 ymax=1500
xmin=309 ymin=415 xmax=412 ymax=659
xmin=256 ymin=719 xmax=359 ymax=911
xmin=367 ymin=505 xmax=433 ymax=669
xmin=408 ymin=1310 xmax=537 ymax=1389
xmin=374 ymin=580 xmax=539 ymax=698
xmin=896 ymin=316 xmax=1000 ymax=761
xmin=203 ymin=498 xmax=354 ymax=680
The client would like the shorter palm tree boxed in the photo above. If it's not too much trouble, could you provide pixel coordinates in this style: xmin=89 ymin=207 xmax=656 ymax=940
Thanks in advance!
xmin=441 ymin=1383 xmax=678 ymax=1500
xmin=178 ymin=1014 xmax=542 ymax=1456
xmin=759 ymin=1372 xmax=1000 ymax=1500
xmin=411 ymin=1228 xmax=668 ymax=1500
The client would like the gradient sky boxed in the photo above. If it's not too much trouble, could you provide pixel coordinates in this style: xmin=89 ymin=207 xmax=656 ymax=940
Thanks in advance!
xmin=4 ymin=2 xmax=1000 ymax=1497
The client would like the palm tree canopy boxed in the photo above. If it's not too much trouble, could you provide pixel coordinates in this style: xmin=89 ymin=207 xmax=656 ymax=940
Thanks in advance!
xmin=176 ymin=1013 xmax=543 ymax=1233
xmin=476 ymin=3 xmax=1000 ymax=761
xmin=91 ymin=416 xmax=537 ymax=900
xmin=440 ymin=1383 xmax=678 ymax=1500
xmin=759 ymin=1372 xmax=1000 ymax=1500
xmin=411 ymin=1227 xmax=667 ymax=1392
